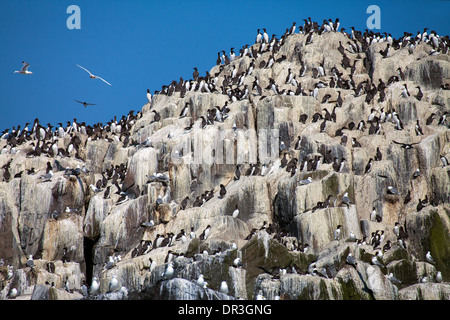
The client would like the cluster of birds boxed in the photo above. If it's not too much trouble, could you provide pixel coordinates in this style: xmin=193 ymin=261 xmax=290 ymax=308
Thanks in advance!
xmin=2 ymin=16 xmax=449 ymax=299
xmin=142 ymin=16 xmax=450 ymax=224
xmin=1 ymin=108 xmax=142 ymax=158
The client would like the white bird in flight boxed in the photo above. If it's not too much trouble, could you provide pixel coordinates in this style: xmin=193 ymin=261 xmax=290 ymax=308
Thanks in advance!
xmin=14 ymin=61 xmax=33 ymax=75
xmin=76 ymin=64 xmax=112 ymax=86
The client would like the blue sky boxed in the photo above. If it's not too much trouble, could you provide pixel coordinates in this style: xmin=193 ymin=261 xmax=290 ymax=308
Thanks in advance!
xmin=0 ymin=0 xmax=449 ymax=132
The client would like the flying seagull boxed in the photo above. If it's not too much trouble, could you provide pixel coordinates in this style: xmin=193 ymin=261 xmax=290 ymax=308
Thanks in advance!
xmin=74 ymin=99 xmax=96 ymax=107
xmin=14 ymin=61 xmax=33 ymax=75
xmin=76 ymin=64 xmax=112 ymax=86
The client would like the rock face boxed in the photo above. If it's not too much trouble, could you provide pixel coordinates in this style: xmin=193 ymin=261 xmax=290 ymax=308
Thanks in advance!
xmin=1 ymin=20 xmax=450 ymax=300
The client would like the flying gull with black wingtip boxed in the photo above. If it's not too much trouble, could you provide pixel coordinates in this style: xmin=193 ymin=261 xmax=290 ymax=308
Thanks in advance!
xmin=14 ymin=61 xmax=33 ymax=75
xmin=76 ymin=64 xmax=112 ymax=86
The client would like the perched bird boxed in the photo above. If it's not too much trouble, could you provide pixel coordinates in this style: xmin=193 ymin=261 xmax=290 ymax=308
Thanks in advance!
xmin=370 ymin=207 xmax=377 ymax=222
xmin=334 ymin=225 xmax=342 ymax=240
xmin=436 ymin=271 xmax=443 ymax=283
xmin=426 ymin=113 xmax=435 ymax=125
xmin=415 ymin=86 xmax=423 ymax=101
xmin=232 ymin=206 xmax=239 ymax=218
xmin=26 ymin=255 xmax=34 ymax=269
xmin=441 ymin=155 xmax=449 ymax=167
xmin=220 ymin=281 xmax=229 ymax=294
xmin=199 ymin=225 xmax=211 ymax=240
xmin=193 ymin=67 xmax=199 ymax=81
xmin=89 ymin=277 xmax=100 ymax=295
xmin=108 ymin=275 xmax=120 ymax=292
xmin=89 ymin=184 xmax=101 ymax=193
xmin=233 ymin=257 xmax=243 ymax=268
xmin=162 ymin=262 xmax=175 ymax=279
xmin=39 ymin=170 xmax=53 ymax=182
xmin=371 ymin=255 xmax=385 ymax=268
xmin=393 ymin=222 xmax=400 ymax=237
xmin=364 ymin=158 xmax=373 ymax=174
xmin=387 ymin=186 xmax=400 ymax=195
xmin=299 ymin=177 xmax=312 ymax=185
xmin=387 ymin=273 xmax=402 ymax=284
xmin=76 ymin=64 xmax=112 ymax=86
xmin=8 ymin=288 xmax=18 ymax=299
xmin=141 ymin=220 xmax=155 ymax=228
xmin=346 ymin=253 xmax=357 ymax=267
xmin=179 ymin=103 xmax=189 ymax=118
xmin=401 ymin=84 xmax=410 ymax=98
xmin=348 ymin=231 xmax=356 ymax=242
xmin=80 ymin=282 xmax=88 ymax=297
xmin=415 ymin=120 xmax=424 ymax=136
xmin=342 ymin=192 xmax=350 ymax=207
xmin=196 ymin=274 xmax=205 ymax=287
xmin=426 ymin=251 xmax=435 ymax=264
xmin=219 ymin=184 xmax=227 ymax=198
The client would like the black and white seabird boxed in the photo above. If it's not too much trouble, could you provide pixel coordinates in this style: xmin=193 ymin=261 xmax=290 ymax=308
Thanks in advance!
xmin=219 ymin=184 xmax=227 ymax=198
xmin=351 ymin=137 xmax=361 ymax=148
xmin=438 ymin=112 xmax=448 ymax=125
xmin=379 ymin=44 xmax=390 ymax=58
xmin=199 ymin=225 xmax=211 ymax=240
xmin=151 ymin=110 xmax=161 ymax=123
xmin=289 ymin=22 xmax=296 ymax=34
xmin=415 ymin=120 xmax=424 ymax=136
xmin=415 ymin=86 xmax=423 ymax=101
xmin=179 ymin=103 xmax=189 ymax=118
xmin=232 ymin=205 xmax=239 ymax=218
xmin=392 ymin=140 xmax=418 ymax=149
xmin=364 ymin=158 xmax=373 ymax=174
xmin=387 ymin=186 xmax=400 ymax=195
xmin=262 ymin=28 xmax=269 ymax=44
xmin=334 ymin=225 xmax=342 ymax=240
xmin=401 ymin=84 xmax=410 ymax=98
xmin=426 ymin=113 xmax=435 ymax=125
xmin=294 ymin=136 xmax=302 ymax=150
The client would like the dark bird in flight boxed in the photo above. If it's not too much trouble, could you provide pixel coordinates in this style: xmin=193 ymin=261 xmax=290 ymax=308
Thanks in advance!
xmin=74 ymin=99 xmax=96 ymax=107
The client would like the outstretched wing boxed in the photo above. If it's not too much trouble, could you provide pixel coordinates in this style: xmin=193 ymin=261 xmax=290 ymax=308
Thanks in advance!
xmin=97 ymin=76 xmax=112 ymax=86
xmin=74 ymin=99 xmax=96 ymax=106
xmin=21 ymin=62 xmax=30 ymax=72
xmin=76 ymin=64 xmax=93 ymax=76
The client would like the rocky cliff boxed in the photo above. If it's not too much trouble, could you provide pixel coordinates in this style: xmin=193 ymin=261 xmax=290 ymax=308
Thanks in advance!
xmin=1 ymin=20 xmax=450 ymax=300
